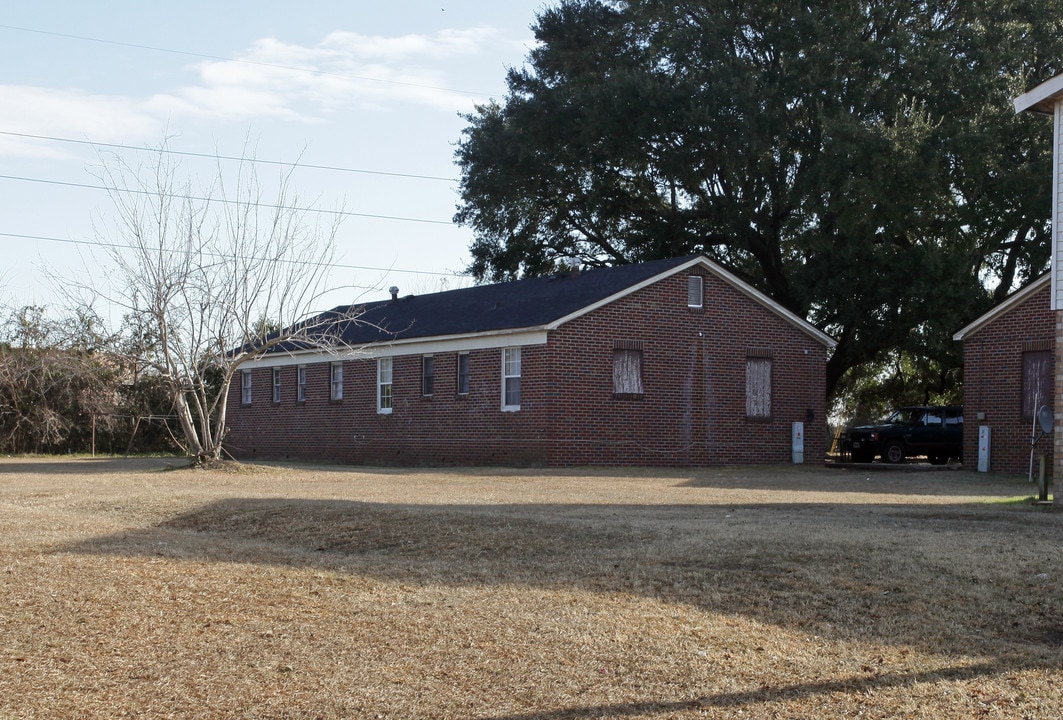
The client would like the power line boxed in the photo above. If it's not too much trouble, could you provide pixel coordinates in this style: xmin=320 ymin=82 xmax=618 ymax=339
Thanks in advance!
xmin=0 ymin=173 xmax=457 ymax=226
xmin=0 ymin=231 xmax=465 ymax=278
xmin=0 ymin=23 xmax=498 ymax=98
xmin=0 ymin=130 xmax=458 ymax=183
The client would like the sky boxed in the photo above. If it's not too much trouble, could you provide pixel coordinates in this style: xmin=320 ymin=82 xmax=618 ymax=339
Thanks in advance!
xmin=0 ymin=1 xmax=548 ymax=317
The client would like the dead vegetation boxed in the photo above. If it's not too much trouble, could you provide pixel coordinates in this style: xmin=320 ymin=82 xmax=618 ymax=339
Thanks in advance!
xmin=0 ymin=458 xmax=1060 ymax=718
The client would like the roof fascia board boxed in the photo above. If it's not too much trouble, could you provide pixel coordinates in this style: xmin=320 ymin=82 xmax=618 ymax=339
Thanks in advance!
xmin=545 ymin=256 xmax=838 ymax=348
xmin=1015 ymin=74 xmax=1063 ymax=115
xmin=237 ymin=328 xmax=549 ymax=369
xmin=700 ymin=260 xmax=839 ymax=348
xmin=952 ymin=274 xmax=1051 ymax=341
xmin=544 ymin=256 xmax=706 ymax=330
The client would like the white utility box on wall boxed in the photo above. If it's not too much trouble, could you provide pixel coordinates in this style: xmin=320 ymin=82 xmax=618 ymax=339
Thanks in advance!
xmin=977 ymin=426 xmax=991 ymax=473
xmin=792 ymin=422 xmax=804 ymax=464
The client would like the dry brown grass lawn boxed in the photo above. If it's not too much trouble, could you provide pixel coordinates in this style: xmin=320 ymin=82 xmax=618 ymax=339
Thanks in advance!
xmin=0 ymin=457 xmax=1060 ymax=719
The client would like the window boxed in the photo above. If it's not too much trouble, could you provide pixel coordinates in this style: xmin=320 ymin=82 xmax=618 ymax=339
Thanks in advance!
xmin=687 ymin=275 xmax=704 ymax=308
xmin=296 ymin=365 xmax=307 ymax=402
xmin=613 ymin=341 xmax=643 ymax=398
xmin=457 ymin=352 xmax=470 ymax=395
xmin=378 ymin=357 xmax=393 ymax=413
xmin=746 ymin=354 xmax=772 ymax=418
xmin=422 ymin=355 xmax=435 ymax=396
xmin=502 ymin=347 xmax=521 ymax=411
xmin=240 ymin=370 xmax=252 ymax=406
xmin=1022 ymin=349 xmax=1052 ymax=420
xmin=272 ymin=367 xmax=282 ymax=404
xmin=330 ymin=362 xmax=343 ymax=401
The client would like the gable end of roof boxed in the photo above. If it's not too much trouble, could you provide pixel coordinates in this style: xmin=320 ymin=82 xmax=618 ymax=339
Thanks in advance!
xmin=953 ymin=274 xmax=1051 ymax=341
xmin=547 ymin=256 xmax=837 ymax=349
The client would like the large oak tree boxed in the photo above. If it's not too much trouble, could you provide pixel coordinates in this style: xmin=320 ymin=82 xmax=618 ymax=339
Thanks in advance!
xmin=455 ymin=0 xmax=1063 ymax=404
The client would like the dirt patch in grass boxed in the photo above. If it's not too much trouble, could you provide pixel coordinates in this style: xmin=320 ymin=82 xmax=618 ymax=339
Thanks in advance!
xmin=0 ymin=457 xmax=1060 ymax=718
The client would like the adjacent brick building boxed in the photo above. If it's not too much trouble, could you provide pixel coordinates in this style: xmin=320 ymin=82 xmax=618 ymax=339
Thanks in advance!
xmin=953 ymin=275 xmax=1054 ymax=474
xmin=1013 ymin=74 xmax=1063 ymax=499
xmin=225 ymin=255 xmax=836 ymax=466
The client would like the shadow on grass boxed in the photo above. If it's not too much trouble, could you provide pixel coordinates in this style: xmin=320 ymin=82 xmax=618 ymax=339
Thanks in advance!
xmin=254 ymin=458 xmax=1035 ymax=499
xmin=0 ymin=455 xmax=1034 ymax=500
xmin=60 ymin=494 xmax=1063 ymax=665
xmin=0 ymin=457 xmax=184 ymax=474
xmin=476 ymin=661 xmax=1008 ymax=719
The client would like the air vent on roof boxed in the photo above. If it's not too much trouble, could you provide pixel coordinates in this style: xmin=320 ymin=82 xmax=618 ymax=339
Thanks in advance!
xmin=389 ymin=286 xmax=399 ymax=300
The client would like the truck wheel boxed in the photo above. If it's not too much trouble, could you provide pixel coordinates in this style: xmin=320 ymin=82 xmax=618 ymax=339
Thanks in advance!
xmin=884 ymin=441 xmax=906 ymax=464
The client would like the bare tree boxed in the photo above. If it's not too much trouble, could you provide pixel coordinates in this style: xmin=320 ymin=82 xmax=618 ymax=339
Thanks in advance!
xmin=82 ymin=142 xmax=358 ymax=464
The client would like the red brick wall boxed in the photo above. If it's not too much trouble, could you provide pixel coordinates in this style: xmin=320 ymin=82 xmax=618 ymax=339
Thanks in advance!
xmin=540 ymin=271 xmax=827 ymax=465
xmin=225 ymin=347 xmax=550 ymax=466
xmin=225 ymin=271 xmax=829 ymax=466
xmin=961 ymin=284 xmax=1054 ymax=474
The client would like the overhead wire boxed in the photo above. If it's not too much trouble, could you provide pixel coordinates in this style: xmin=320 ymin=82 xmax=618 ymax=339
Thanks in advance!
xmin=0 ymin=173 xmax=456 ymax=225
xmin=0 ymin=130 xmax=458 ymax=183
xmin=0 ymin=21 xmax=485 ymax=285
xmin=0 ymin=232 xmax=465 ymax=278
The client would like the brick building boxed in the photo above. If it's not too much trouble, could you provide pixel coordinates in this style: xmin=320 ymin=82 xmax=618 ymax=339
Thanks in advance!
xmin=225 ymin=255 xmax=836 ymax=466
xmin=953 ymin=275 xmax=1054 ymax=474
xmin=1013 ymin=74 xmax=1063 ymax=499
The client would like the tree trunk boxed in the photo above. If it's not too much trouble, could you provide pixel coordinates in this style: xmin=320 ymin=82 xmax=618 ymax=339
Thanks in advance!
xmin=172 ymin=390 xmax=205 ymax=461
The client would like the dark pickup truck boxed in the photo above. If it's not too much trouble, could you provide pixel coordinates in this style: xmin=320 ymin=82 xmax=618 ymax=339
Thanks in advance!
xmin=842 ymin=406 xmax=963 ymax=464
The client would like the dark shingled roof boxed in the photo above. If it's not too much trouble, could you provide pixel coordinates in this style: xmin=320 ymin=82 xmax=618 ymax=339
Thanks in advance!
xmin=274 ymin=254 xmax=701 ymax=351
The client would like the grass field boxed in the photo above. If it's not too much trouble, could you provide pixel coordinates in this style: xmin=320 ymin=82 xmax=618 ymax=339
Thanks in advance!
xmin=0 ymin=457 xmax=1060 ymax=718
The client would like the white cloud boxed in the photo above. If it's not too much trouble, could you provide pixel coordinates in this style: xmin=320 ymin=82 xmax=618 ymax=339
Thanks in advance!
xmin=155 ymin=26 xmax=516 ymax=118
xmin=0 ymin=85 xmax=160 ymax=158
xmin=317 ymin=27 xmax=499 ymax=62
xmin=0 ymin=25 xmax=527 ymax=158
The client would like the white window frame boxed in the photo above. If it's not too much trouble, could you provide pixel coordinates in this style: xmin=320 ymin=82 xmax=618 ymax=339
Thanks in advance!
xmin=457 ymin=352 xmax=470 ymax=395
xmin=296 ymin=365 xmax=307 ymax=403
xmin=688 ymin=275 xmax=704 ymax=308
xmin=272 ymin=367 xmax=282 ymax=404
xmin=330 ymin=362 xmax=344 ymax=401
xmin=422 ymin=355 xmax=435 ymax=396
xmin=240 ymin=370 xmax=252 ymax=406
xmin=502 ymin=347 xmax=521 ymax=411
xmin=378 ymin=357 xmax=393 ymax=414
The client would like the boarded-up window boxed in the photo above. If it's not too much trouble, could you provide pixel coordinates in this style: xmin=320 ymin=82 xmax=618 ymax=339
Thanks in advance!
xmin=1022 ymin=350 xmax=1052 ymax=420
xmin=746 ymin=357 xmax=772 ymax=418
xmin=687 ymin=275 xmax=704 ymax=308
xmin=613 ymin=340 xmax=644 ymax=398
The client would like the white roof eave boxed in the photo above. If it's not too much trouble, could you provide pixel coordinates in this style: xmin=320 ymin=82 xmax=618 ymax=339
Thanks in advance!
xmin=1014 ymin=74 xmax=1063 ymax=115
xmin=546 ymin=256 xmax=838 ymax=349
xmin=953 ymin=274 xmax=1051 ymax=341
